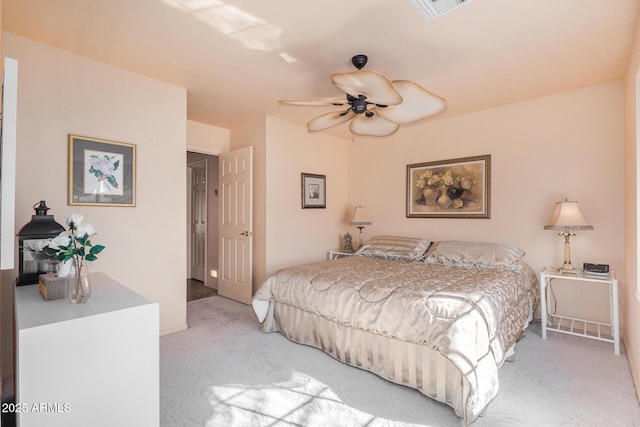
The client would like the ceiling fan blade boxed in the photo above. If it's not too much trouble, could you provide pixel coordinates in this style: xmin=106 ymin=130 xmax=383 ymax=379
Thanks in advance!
xmin=349 ymin=111 xmax=400 ymax=137
xmin=331 ymin=70 xmax=403 ymax=106
xmin=307 ymin=110 xmax=356 ymax=132
xmin=279 ymin=98 xmax=348 ymax=106
xmin=377 ymin=80 xmax=447 ymax=124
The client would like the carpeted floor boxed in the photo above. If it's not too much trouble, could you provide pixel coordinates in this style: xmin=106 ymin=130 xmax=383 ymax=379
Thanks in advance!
xmin=160 ymin=296 xmax=640 ymax=426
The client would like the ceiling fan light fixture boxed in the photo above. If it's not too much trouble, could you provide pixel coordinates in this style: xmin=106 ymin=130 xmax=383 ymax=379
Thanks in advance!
xmin=409 ymin=0 xmax=472 ymax=21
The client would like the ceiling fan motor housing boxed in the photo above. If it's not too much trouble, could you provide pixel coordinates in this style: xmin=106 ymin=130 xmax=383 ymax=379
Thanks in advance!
xmin=352 ymin=54 xmax=368 ymax=70
xmin=351 ymin=97 xmax=368 ymax=114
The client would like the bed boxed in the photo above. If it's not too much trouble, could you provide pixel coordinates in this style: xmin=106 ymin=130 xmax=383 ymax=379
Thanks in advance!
xmin=252 ymin=237 xmax=539 ymax=424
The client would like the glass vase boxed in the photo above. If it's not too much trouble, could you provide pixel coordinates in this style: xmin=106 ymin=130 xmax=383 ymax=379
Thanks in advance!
xmin=68 ymin=258 xmax=91 ymax=304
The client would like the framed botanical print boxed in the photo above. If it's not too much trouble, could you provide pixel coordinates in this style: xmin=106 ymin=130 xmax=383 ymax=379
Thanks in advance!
xmin=406 ymin=154 xmax=490 ymax=218
xmin=68 ymin=135 xmax=136 ymax=206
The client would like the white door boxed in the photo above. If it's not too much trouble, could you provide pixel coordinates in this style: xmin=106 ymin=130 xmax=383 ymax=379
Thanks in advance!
xmin=190 ymin=161 xmax=207 ymax=282
xmin=218 ymin=147 xmax=253 ymax=304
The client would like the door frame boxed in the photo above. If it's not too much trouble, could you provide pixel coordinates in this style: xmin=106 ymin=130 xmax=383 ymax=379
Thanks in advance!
xmin=187 ymin=159 xmax=207 ymax=282
xmin=185 ymin=147 xmax=221 ymax=293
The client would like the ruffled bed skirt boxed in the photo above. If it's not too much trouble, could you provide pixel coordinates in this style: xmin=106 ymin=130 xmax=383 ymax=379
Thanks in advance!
xmin=268 ymin=301 xmax=475 ymax=422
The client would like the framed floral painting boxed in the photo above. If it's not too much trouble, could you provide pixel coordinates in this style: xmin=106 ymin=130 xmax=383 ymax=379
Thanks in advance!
xmin=406 ymin=154 xmax=490 ymax=218
xmin=68 ymin=135 xmax=136 ymax=207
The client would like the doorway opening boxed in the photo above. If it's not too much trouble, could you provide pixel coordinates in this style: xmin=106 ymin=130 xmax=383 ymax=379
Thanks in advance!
xmin=187 ymin=151 xmax=219 ymax=302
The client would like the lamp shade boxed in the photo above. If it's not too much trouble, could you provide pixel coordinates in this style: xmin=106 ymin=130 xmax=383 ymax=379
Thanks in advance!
xmin=349 ymin=205 xmax=371 ymax=226
xmin=543 ymin=199 xmax=593 ymax=230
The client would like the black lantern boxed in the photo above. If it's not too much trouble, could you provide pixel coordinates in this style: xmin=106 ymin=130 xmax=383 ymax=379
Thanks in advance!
xmin=17 ymin=201 xmax=65 ymax=286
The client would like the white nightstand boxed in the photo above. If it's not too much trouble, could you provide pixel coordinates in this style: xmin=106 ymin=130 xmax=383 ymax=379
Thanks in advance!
xmin=328 ymin=250 xmax=355 ymax=260
xmin=539 ymin=267 xmax=619 ymax=355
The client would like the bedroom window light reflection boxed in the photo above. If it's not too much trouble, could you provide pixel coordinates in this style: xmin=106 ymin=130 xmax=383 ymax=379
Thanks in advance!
xmin=349 ymin=205 xmax=372 ymax=249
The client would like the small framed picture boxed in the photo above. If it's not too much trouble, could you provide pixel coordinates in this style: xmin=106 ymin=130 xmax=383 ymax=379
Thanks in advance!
xmin=68 ymin=135 xmax=136 ymax=206
xmin=301 ymin=173 xmax=326 ymax=209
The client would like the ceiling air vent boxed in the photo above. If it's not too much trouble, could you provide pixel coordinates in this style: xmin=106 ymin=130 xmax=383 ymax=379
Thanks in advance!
xmin=409 ymin=0 xmax=472 ymax=21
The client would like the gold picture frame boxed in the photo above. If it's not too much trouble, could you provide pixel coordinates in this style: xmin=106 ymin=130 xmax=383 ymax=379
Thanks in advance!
xmin=406 ymin=154 xmax=490 ymax=218
xmin=68 ymin=135 xmax=136 ymax=207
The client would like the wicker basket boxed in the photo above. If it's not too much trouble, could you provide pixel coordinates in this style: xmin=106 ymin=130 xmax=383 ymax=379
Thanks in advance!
xmin=39 ymin=273 xmax=67 ymax=301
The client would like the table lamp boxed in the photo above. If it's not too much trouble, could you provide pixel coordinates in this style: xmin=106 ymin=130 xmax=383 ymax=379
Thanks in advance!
xmin=544 ymin=198 xmax=593 ymax=274
xmin=349 ymin=205 xmax=371 ymax=249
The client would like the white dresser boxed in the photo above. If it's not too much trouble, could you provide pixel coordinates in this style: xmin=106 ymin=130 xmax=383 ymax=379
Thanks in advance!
xmin=14 ymin=272 xmax=159 ymax=427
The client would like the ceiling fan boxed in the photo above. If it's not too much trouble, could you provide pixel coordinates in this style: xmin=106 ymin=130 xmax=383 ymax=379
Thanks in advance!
xmin=278 ymin=54 xmax=447 ymax=137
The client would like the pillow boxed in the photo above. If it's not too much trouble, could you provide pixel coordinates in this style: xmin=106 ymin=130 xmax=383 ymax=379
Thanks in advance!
xmin=424 ymin=240 xmax=525 ymax=270
xmin=356 ymin=235 xmax=431 ymax=261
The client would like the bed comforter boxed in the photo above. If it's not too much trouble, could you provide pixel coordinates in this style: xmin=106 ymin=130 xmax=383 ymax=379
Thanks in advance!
xmin=252 ymin=256 xmax=539 ymax=423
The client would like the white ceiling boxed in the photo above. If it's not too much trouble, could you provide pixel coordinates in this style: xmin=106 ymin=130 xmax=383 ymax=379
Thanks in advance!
xmin=3 ymin=0 xmax=640 ymax=140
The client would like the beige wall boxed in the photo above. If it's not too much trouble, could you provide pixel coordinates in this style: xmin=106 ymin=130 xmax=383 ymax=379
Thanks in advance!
xmin=264 ymin=116 xmax=349 ymax=276
xmin=4 ymin=33 xmax=188 ymax=335
xmin=348 ymin=82 xmax=624 ymax=324
xmin=624 ymin=18 xmax=640 ymax=400
xmin=187 ymin=119 xmax=229 ymax=155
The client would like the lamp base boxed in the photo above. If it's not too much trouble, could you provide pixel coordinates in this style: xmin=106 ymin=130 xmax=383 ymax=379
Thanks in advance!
xmin=356 ymin=226 xmax=365 ymax=249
